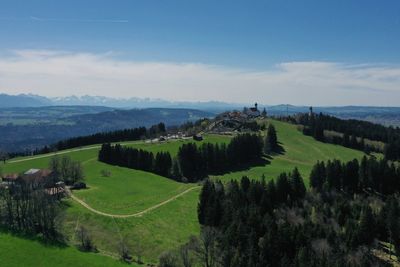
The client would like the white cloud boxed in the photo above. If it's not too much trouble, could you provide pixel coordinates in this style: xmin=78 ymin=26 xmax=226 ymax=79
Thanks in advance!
xmin=0 ymin=50 xmax=399 ymax=106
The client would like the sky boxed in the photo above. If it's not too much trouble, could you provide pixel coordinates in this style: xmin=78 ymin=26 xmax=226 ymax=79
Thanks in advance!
xmin=0 ymin=0 xmax=400 ymax=106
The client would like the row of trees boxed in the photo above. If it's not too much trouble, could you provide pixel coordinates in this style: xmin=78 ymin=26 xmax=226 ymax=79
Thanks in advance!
xmin=282 ymin=113 xmax=400 ymax=159
xmin=98 ymin=133 xmax=265 ymax=182
xmin=33 ymin=123 xmax=166 ymax=156
xmin=98 ymin=144 xmax=174 ymax=177
xmin=0 ymin=177 xmax=63 ymax=240
xmin=310 ymin=156 xmax=400 ymax=195
xmin=171 ymin=170 xmax=400 ymax=267
xmin=177 ymin=133 xmax=264 ymax=182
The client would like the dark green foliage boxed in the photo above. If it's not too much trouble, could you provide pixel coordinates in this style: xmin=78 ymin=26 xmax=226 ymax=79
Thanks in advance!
xmin=309 ymin=161 xmax=326 ymax=191
xmin=98 ymin=143 xmax=171 ymax=177
xmin=264 ymin=124 xmax=278 ymax=153
xmin=290 ymin=167 xmax=306 ymax=200
xmin=309 ymin=156 xmax=400 ymax=195
xmin=177 ymin=133 xmax=263 ymax=182
xmin=98 ymin=133 xmax=263 ymax=182
xmin=195 ymin=170 xmax=394 ymax=267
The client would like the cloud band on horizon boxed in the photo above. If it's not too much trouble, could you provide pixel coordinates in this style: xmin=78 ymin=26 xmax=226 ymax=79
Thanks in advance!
xmin=0 ymin=50 xmax=399 ymax=106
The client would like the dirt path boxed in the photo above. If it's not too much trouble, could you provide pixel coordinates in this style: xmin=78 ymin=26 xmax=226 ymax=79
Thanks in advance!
xmin=68 ymin=186 xmax=199 ymax=218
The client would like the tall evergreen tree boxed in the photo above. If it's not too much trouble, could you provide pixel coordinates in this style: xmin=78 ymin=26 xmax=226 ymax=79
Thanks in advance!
xmin=264 ymin=124 xmax=278 ymax=154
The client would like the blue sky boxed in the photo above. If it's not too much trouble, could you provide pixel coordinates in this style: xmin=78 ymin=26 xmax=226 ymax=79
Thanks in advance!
xmin=0 ymin=0 xmax=400 ymax=105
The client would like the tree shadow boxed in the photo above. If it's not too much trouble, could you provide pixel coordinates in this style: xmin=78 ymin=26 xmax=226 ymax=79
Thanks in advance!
xmin=0 ymin=201 xmax=72 ymax=249
xmin=211 ymin=157 xmax=271 ymax=176
xmin=270 ymin=142 xmax=286 ymax=156
xmin=0 ymin=226 xmax=68 ymax=249
xmin=265 ymin=142 xmax=286 ymax=157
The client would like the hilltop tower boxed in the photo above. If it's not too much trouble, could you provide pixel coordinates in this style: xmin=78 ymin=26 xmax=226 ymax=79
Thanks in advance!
xmin=309 ymin=106 xmax=313 ymax=116
xmin=255 ymin=102 xmax=258 ymax=110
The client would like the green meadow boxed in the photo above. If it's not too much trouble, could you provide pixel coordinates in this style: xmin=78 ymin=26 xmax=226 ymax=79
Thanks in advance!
xmin=213 ymin=120 xmax=365 ymax=185
xmin=0 ymin=119 xmax=366 ymax=265
xmin=0 ymin=233 xmax=135 ymax=267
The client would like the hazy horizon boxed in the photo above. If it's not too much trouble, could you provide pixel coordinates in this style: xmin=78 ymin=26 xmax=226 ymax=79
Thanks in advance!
xmin=1 ymin=1 xmax=400 ymax=106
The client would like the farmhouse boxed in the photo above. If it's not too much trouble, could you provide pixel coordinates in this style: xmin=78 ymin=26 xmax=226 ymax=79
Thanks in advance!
xmin=2 ymin=173 xmax=18 ymax=182
xmin=23 ymin=169 xmax=52 ymax=182
xmin=1 ymin=169 xmax=53 ymax=185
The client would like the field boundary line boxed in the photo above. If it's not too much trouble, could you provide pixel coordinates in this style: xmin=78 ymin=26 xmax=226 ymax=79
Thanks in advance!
xmin=69 ymin=186 xmax=199 ymax=218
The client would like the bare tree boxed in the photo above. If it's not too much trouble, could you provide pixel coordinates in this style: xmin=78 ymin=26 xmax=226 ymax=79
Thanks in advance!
xmin=159 ymin=251 xmax=179 ymax=267
xmin=190 ymin=227 xmax=219 ymax=267
xmin=76 ymin=226 xmax=95 ymax=252
xmin=180 ymin=243 xmax=193 ymax=267
xmin=119 ymin=236 xmax=132 ymax=263
xmin=132 ymin=233 xmax=144 ymax=264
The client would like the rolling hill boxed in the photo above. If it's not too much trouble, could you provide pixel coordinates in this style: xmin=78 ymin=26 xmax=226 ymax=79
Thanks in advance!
xmin=0 ymin=119 xmax=365 ymax=265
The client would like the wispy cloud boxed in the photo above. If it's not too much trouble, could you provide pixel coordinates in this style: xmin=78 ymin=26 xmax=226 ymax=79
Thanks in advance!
xmin=0 ymin=16 xmax=128 ymax=23
xmin=0 ymin=50 xmax=399 ymax=106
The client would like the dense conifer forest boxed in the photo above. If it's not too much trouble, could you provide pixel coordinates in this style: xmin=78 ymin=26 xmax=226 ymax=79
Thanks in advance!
xmin=192 ymin=158 xmax=400 ymax=267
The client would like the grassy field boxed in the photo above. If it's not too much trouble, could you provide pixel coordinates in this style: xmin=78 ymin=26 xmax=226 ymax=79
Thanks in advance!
xmin=0 ymin=120 xmax=366 ymax=265
xmin=0 ymin=135 xmax=229 ymax=265
xmin=0 ymin=233 xmax=134 ymax=267
xmin=213 ymin=120 xmax=365 ymax=185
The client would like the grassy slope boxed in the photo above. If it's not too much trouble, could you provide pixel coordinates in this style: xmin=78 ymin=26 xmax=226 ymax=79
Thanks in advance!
xmin=213 ymin=120 xmax=364 ymax=185
xmin=0 ymin=135 xmax=229 ymax=264
xmin=0 ymin=233 xmax=134 ymax=267
xmin=0 ymin=120 xmax=365 ymax=265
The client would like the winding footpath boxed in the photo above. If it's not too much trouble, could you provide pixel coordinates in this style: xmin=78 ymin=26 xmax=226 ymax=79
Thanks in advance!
xmin=7 ymin=140 xmax=201 ymax=218
xmin=67 ymin=186 xmax=200 ymax=218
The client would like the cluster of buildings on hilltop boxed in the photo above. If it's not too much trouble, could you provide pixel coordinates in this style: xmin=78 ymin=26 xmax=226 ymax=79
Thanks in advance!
xmin=220 ymin=103 xmax=267 ymax=121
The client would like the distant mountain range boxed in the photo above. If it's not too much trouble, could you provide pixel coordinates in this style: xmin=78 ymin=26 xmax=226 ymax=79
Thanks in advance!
xmin=0 ymin=93 xmax=241 ymax=112
xmin=0 ymin=94 xmax=52 ymax=107
xmin=1 ymin=93 xmax=400 ymax=127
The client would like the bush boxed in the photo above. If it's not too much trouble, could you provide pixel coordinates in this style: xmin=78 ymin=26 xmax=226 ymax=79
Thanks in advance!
xmin=159 ymin=251 xmax=179 ymax=267
xmin=100 ymin=169 xmax=111 ymax=177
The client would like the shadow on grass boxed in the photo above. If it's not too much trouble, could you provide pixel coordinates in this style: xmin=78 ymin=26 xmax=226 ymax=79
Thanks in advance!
xmin=210 ymin=157 xmax=271 ymax=177
xmin=0 ymin=226 xmax=68 ymax=249
xmin=0 ymin=201 xmax=74 ymax=249
xmin=266 ymin=142 xmax=286 ymax=156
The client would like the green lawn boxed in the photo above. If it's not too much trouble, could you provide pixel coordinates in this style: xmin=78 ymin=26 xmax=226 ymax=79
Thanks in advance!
xmin=0 ymin=233 xmax=134 ymax=267
xmin=0 ymin=120 xmax=366 ymax=265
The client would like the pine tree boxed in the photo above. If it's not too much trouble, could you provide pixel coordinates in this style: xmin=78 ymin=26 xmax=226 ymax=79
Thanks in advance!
xmin=264 ymin=124 xmax=278 ymax=154
xmin=358 ymin=206 xmax=375 ymax=245
xmin=289 ymin=167 xmax=306 ymax=200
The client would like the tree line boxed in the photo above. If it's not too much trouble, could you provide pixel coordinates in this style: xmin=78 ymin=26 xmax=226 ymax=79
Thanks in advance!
xmin=162 ymin=165 xmax=400 ymax=267
xmin=98 ymin=144 xmax=173 ymax=178
xmin=310 ymin=156 xmax=400 ymax=195
xmin=27 ymin=123 xmax=166 ymax=156
xmin=282 ymin=113 xmax=400 ymax=160
xmin=98 ymin=133 xmax=266 ymax=182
